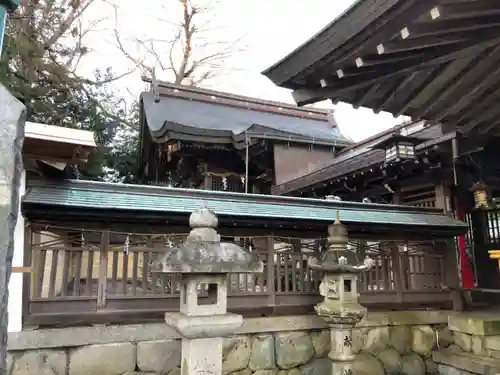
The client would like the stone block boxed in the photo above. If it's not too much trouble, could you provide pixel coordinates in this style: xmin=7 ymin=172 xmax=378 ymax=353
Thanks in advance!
xmin=487 ymin=349 xmax=500 ymax=359
xmin=471 ymin=336 xmax=485 ymax=356
xmin=412 ymin=326 xmax=437 ymax=357
xmin=425 ymin=359 xmax=438 ymax=374
xmin=137 ymin=340 xmax=181 ymax=374
xmin=223 ymin=336 xmax=251 ymax=374
xmin=274 ymin=331 xmax=314 ymax=369
xmin=364 ymin=326 xmax=390 ymax=354
xmin=433 ymin=348 xmax=500 ymax=375
xmin=376 ymin=348 xmax=402 ymax=375
xmin=485 ymin=335 xmax=500 ymax=352
xmin=352 ymin=353 xmax=385 ymax=375
xmin=69 ymin=342 xmax=136 ymax=375
xmin=448 ymin=314 xmax=500 ymax=336
xmin=286 ymin=369 xmax=301 ymax=375
xmin=453 ymin=332 xmax=472 ymax=352
xmin=11 ymin=349 xmax=67 ymax=375
xmin=253 ymin=370 xmax=278 ymax=375
xmin=389 ymin=326 xmax=412 ymax=354
xmin=401 ymin=353 xmax=426 ymax=375
xmin=437 ymin=364 xmax=466 ymax=375
xmin=447 ymin=344 xmax=464 ymax=354
xmin=299 ymin=358 xmax=331 ymax=375
xmin=437 ymin=327 xmax=454 ymax=349
xmin=248 ymin=334 xmax=276 ymax=370
xmin=309 ymin=330 xmax=330 ymax=357
xmin=352 ymin=328 xmax=366 ymax=354
xmin=232 ymin=369 xmax=252 ymax=375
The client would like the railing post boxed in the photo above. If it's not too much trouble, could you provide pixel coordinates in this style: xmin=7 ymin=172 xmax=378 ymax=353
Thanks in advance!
xmin=267 ymin=236 xmax=275 ymax=306
xmin=443 ymin=239 xmax=464 ymax=311
xmin=389 ymin=242 xmax=404 ymax=302
xmin=97 ymin=230 xmax=109 ymax=309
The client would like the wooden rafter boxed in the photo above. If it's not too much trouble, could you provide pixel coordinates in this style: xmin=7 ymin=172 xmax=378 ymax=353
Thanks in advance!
xmin=263 ymin=0 xmax=500 ymax=136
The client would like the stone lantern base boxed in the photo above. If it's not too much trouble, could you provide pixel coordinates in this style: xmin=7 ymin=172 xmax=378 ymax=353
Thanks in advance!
xmin=165 ymin=312 xmax=243 ymax=375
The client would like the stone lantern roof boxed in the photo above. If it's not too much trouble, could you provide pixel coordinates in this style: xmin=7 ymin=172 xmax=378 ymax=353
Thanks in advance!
xmin=153 ymin=206 xmax=263 ymax=274
xmin=308 ymin=211 xmax=373 ymax=273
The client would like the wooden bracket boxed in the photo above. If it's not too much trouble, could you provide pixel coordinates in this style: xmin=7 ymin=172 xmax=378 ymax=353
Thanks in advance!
xmin=12 ymin=267 xmax=32 ymax=274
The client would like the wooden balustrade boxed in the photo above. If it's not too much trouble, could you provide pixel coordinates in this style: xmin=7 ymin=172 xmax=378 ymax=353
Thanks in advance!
xmin=25 ymin=227 xmax=453 ymax=327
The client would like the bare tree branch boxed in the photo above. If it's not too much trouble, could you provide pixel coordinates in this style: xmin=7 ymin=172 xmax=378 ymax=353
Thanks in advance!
xmin=113 ymin=0 xmax=245 ymax=87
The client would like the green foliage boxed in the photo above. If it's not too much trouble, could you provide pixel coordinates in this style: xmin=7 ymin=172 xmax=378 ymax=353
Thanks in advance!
xmin=0 ymin=0 xmax=137 ymax=181
xmin=103 ymin=102 xmax=140 ymax=183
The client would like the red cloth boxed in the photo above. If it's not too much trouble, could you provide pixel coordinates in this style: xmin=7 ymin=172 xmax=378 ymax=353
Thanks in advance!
xmin=455 ymin=199 xmax=475 ymax=288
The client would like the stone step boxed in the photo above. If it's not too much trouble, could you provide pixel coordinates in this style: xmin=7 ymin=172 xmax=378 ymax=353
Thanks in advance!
xmin=448 ymin=313 xmax=500 ymax=336
xmin=433 ymin=348 xmax=500 ymax=375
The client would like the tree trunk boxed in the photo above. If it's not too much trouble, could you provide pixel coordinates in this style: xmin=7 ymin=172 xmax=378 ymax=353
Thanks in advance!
xmin=0 ymin=84 xmax=25 ymax=375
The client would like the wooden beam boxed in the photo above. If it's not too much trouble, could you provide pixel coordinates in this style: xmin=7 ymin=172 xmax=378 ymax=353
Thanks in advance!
xmin=461 ymin=102 xmax=500 ymax=134
xmin=12 ymin=267 xmax=32 ymax=274
xmin=478 ymin=120 xmax=500 ymax=135
xmin=430 ymin=1 xmax=500 ymax=21
xmin=393 ymin=65 xmax=448 ymax=118
xmin=405 ymin=15 xmax=500 ymax=38
xmin=293 ymin=39 xmax=497 ymax=106
xmin=450 ymin=84 xmax=500 ymax=127
xmin=437 ymin=62 xmax=500 ymax=125
xmin=373 ymin=73 xmax=416 ymax=114
xmin=353 ymin=50 xmax=430 ymax=69
xmin=377 ymin=27 xmax=500 ymax=56
xmin=410 ymin=46 xmax=500 ymax=120
xmin=303 ymin=0 xmax=433 ymax=82
xmin=352 ymin=84 xmax=381 ymax=109
xmin=377 ymin=34 xmax=468 ymax=55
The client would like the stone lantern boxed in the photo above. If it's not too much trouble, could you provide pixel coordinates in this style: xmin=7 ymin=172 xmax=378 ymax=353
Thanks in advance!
xmin=153 ymin=206 xmax=263 ymax=375
xmin=308 ymin=212 xmax=373 ymax=375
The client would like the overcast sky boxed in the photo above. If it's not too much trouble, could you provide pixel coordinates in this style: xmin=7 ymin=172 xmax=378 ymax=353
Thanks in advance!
xmin=80 ymin=0 xmax=405 ymax=142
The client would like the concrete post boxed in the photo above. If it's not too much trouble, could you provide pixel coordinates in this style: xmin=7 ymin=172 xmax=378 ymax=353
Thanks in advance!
xmin=0 ymin=83 xmax=25 ymax=373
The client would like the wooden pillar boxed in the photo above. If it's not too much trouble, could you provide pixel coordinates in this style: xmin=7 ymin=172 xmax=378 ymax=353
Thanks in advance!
xmin=435 ymin=181 xmax=463 ymax=310
xmin=435 ymin=181 xmax=452 ymax=213
xmin=97 ymin=230 xmax=109 ymax=309
xmin=266 ymin=236 xmax=275 ymax=305
xmin=391 ymin=190 xmax=410 ymax=292
xmin=389 ymin=242 xmax=404 ymax=302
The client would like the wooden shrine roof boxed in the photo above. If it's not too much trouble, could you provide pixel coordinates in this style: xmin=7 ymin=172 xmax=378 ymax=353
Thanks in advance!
xmin=272 ymin=121 xmax=453 ymax=195
xmin=140 ymin=81 xmax=352 ymax=149
xmin=21 ymin=179 xmax=466 ymax=239
xmin=262 ymin=0 xmax=500 ymax=136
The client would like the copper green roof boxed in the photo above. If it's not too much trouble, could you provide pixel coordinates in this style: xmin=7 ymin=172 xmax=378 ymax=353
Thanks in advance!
xmin=22 ymin=180 xmax=466 ymax=238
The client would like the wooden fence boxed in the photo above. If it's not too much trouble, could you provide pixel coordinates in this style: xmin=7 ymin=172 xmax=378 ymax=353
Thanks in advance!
xmin=24 ymin=225 xmax=454 ymax=327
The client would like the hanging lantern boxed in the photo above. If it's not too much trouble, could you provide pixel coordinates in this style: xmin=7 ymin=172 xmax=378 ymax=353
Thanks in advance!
xmin=371 ymin=131 xmax=420 ymax=165
xmin=471 ymin=181 xmax=491 ymax=210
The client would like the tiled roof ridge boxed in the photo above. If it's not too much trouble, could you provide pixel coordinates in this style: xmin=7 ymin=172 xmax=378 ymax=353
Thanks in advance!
xmin=143 ymin=79 xmax=334 ymax=123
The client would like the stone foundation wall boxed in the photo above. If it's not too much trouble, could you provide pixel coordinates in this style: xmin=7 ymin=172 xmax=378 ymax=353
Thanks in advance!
xmin=432 ymin=316 xmax=500 ymax=375
xmin=6 ymin=311 xmax=451 ymax=375
xmin=350 ymin=323 xmax=452 ymax=375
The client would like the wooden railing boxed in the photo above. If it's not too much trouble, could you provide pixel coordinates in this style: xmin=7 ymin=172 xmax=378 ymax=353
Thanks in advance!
xmin=25 ymin=226 xmax=453 ymax=327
